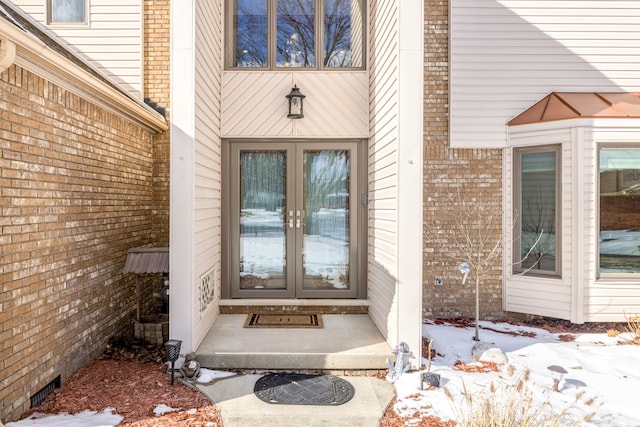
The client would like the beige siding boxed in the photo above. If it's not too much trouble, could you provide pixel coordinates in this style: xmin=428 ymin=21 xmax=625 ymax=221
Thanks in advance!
xmin=221 ymin=72 xmax=368 ymax=138
xmin=504 ymin=127 xmax=573 ymax=319
xmin=586 ymin=123 xmax=640 ymax=321
xmin=507 ymin=120 xmax=640 ymax=322
xmin=193 ymin=0 xmax=223 ymax=347
xmin=11 ymin=0 xmax=143 ymax=98
xmin=586 ymin=284 xmax=640 ymax=321
xmin=368 ymin=0 xmax=399 ymax=344
xmin=451 ymin=0 xmax=640 ymax=148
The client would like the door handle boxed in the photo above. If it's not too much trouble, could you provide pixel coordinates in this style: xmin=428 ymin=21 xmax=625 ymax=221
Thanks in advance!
xmin=296 ymin=218 xmax=301 ymax=228
xmin=288 ymin=218 xmax=294 ymax=228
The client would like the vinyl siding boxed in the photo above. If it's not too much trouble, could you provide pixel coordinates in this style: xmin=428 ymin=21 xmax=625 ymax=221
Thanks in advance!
xmin=506 ymin=120 xmax=640 ymax=323
xmin=368 ymin=0 xmax=399 ymax=344
xmin=587 ymin=123 xmax=640 ymax=322
xmin=11 ymin=0 xmax=143 ymax=98
xmin=220 ymin=72 xmax=368 ymax=138
xmin=504 ymin=127 xmax=573 ymax=320
xmin=451 ymin=0 xmax=640 ymax=148
xmin=193 ymin=0 xmax=223 ymax=347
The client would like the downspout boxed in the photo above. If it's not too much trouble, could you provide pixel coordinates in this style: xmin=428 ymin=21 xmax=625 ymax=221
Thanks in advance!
xmin=0 ymin=36 xmax=16 ymax=73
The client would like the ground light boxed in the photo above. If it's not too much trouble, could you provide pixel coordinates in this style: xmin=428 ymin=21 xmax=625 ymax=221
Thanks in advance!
xmin=164 ymin=339 xmax=182 ymax=385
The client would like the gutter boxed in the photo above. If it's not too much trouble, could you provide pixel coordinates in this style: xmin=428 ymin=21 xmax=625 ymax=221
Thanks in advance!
xmin=0 ymin=22 xmax=168 ymax=133
xmin=0 ymin=35 xmax=15 ymax=72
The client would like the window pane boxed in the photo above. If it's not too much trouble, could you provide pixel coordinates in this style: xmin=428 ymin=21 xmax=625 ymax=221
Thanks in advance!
xmin=232 ymin=0 xmax=268 ymax=67
xmin=239 ymin=151 xmax=287 ymax=289
xmin=599 ymin=149 xmax=640 ymax=274
xmin=50 ymin=0 xmax=85 ymax=23
xmin=276 ymin=0 xmax=315 ymax=68
xmin=519 ymin=151 xmax=557 ymax=272
xmin=324 ymin=0 xmax=363 ymax=67
xmin=303 ymin=150 xmax=350 ymax=291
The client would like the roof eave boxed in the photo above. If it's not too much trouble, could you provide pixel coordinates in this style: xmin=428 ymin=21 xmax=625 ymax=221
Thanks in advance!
xmin=0 ymin=23 xmax=168 ymax=133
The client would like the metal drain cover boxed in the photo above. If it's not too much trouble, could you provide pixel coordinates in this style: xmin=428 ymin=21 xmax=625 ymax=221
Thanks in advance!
xmin=254 ymin=373 xmax=355 ymax=406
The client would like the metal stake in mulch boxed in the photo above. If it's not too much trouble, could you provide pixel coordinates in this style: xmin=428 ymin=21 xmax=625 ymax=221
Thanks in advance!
xmin=164 ymin=339 xmax=182 ymax=385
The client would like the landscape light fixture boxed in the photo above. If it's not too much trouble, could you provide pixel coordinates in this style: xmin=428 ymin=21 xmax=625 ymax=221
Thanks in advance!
xmin=286 ymin=85 xmax=305 ymax=119
xmin=164 ymin=339 xmax=182 ymax=385
xmin=547 ymin=365 xmax=567 ymax=392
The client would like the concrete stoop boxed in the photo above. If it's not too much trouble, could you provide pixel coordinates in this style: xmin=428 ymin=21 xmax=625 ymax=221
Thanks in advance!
xmin=195 ymin=314 xmax=392 ymax=371
xmin=196 ymin=374 xmax=396 ymax=427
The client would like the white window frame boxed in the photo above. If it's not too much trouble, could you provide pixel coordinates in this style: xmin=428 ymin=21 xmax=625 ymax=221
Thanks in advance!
xmin=47 ymin=0 xmax=89 ymax=25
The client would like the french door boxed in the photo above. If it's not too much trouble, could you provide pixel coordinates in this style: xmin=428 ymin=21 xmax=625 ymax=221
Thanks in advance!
xmin=229 ymin=141 xmax=359 ymax=298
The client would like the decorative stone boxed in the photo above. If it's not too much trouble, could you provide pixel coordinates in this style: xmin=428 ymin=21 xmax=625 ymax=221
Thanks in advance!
xmin=133 ymin=314 xmax=169 ymax=345
xmin=471 ymin=341 xmax=508 ymax=365
xmin=421 ymin=372 xmax=441 ymax=388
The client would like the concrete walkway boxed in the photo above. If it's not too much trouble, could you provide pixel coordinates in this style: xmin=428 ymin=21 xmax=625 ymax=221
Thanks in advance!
xmin=196 ymin=374 xmax=395 ymax=427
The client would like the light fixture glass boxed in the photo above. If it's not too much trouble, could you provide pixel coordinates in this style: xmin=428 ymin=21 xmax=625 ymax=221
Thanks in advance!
xmin=286 ymin=85 xmax=305 ymax=119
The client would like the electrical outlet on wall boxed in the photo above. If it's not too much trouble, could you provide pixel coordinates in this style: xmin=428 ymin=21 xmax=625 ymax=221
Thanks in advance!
xmin=434 ymin=277 xmax=443 ymax=286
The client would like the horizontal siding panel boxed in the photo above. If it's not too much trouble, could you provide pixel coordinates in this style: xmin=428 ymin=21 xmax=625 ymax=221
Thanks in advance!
xmin=194 ymin=0 xmax=223 ymax=348
xmin=11 ymin=0 xmax=143 ymax=98
xmin=504 ymin=277 xmax=572 ymax=319
xmin=451 ymin=0 xmax=640 ymax=148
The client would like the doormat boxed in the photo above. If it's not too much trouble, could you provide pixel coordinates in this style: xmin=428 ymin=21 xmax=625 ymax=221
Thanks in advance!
xmin=244 ymin=313 xmax=323 ymax=328
xmin=254 ymin=373 xmax=355 ymax=405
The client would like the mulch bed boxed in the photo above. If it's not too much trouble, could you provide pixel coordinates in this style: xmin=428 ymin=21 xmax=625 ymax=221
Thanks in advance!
xmin=22 ymin=318 xmax=630 ymax=426
xmin=25 ymin=337 xmax=220 ymax=426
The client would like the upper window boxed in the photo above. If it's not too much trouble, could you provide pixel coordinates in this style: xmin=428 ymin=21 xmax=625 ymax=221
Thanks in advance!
xmin=48 ymin=0 xmax=87 ymax=24
xmin=599 ymin=147 xmax=640 ymax=275
xmin=513 ymin=146 xmax=561 ymax=276
xmin=227 ymin=0 xmax=365 ymax=69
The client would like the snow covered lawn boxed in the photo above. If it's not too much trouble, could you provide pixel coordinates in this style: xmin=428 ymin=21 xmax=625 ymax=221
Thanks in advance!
xmin=393 ymin=319 xmax=640 ymax=426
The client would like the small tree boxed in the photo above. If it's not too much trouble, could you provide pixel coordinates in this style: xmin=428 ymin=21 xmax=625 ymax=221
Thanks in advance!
xmin=426 ymin=189 xmax=541 ymax=341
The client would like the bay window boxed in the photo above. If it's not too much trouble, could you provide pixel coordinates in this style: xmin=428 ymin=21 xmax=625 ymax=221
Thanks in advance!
xmin=599 ymin=147 xmax=640 ymax=274
xmin=514 ymin=146 xmax=561 ymax=275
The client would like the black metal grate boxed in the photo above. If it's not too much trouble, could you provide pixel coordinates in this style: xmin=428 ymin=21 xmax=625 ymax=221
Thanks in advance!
xmin=30 ymin=375 xmax=61 ymax=408
xmin=254 ymin=374 xmax=355 ymax=405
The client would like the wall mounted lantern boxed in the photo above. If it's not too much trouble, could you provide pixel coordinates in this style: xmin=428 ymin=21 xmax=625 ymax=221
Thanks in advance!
xmin=286 ymin=85 xmax=305 ymax=119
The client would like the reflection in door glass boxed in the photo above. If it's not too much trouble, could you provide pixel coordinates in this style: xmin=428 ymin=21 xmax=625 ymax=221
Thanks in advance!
xmin=303 ymin=150 xmax=350 ymax=290
xmin=239 ymin=151 xmax=287 ymax=289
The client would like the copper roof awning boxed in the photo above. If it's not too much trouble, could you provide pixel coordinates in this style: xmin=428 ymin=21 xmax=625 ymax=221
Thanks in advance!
xmin=509 ymin=92 xmax=640 ymax=126
xmin=123 ymin=247 xmax=169 ymax=275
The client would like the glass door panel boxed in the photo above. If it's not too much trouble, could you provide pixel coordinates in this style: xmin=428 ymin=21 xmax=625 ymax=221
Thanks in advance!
xmin=301 ymin=150 xmax=351 ymax=291
xmin=239 ymin=151 xmax=288 ymax=290
xmin=230 ymin=142 xmax=358 ymax=298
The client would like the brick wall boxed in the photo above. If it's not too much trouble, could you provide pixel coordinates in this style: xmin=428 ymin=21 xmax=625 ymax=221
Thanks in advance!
xmin=423 ymin=0 xmax=505 ymax=320
xmin=144 ymin=0 xmax=171 ymax=246
xmin=0 ymin=65 xmax=158 ymax=422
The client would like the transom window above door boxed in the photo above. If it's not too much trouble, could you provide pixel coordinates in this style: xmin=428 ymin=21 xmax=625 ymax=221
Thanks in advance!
xmin=226 ymin=0 xmax=365 ymax=69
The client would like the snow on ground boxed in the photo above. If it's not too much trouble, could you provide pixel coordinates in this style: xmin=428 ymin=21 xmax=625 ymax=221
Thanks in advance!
xmin=393 ymin=319 xmax=640 ymax=426
xmin=6 ymin=323 xmax=640 ymax=426
xmin=6 ymin=408 xmax=122 ymax=427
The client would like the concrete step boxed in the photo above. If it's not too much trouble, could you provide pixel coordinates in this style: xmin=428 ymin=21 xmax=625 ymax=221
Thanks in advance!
xmin=195 ymin=314 xmax=391 ymax=371
xmin=196 ymin=374 xmax=395 ymax=427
